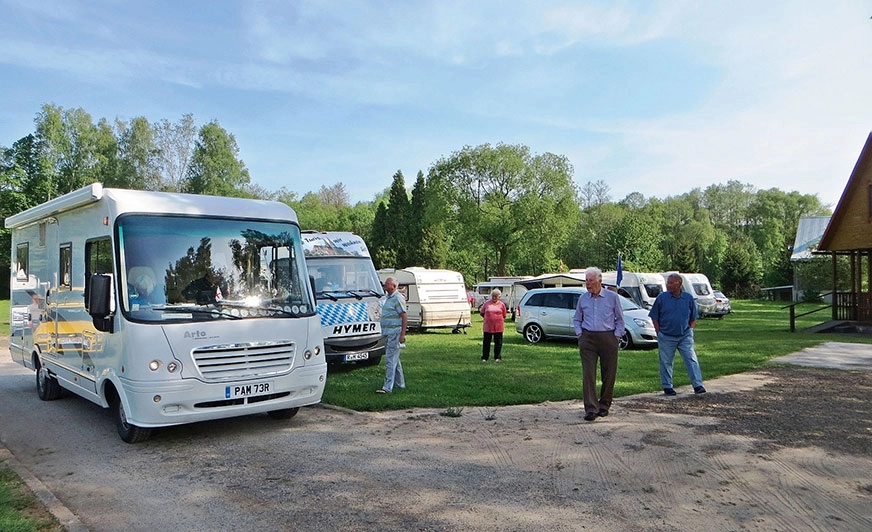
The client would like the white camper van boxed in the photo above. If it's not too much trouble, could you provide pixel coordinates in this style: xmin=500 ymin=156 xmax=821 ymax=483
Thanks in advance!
xmin=661 ymin=271 xmax=724 ymax=318
xmin=302 ymin=231 xmax=385 ymax=365
xmin=601 ymin=271 xmax=666 ymax=309
xmin=377 ymin=267 xmax=472 ymax=331
xmin=6 ymin=183 xmax=327 ymax=443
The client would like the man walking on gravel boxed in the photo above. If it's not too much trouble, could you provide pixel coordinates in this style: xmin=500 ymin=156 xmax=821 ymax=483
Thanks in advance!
xmin=649 ymin=273 xmax=706 ymax=396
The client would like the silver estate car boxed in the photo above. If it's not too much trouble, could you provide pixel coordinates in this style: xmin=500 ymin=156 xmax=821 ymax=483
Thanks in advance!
xmin=514 ymin=287 xmax=657 ymax=349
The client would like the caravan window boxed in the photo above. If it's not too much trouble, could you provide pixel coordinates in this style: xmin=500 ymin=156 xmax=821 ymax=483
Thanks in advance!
xmin=691 ymin=283 xmax=711 ymax=296
xmin=642 ymin=283 xmax=663 ymax=298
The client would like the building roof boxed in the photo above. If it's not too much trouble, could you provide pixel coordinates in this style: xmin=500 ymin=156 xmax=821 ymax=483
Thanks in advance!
xmin=818 ymin=131 xmax=872 ymax=251
xmin=790 ymin=216 xmax=831 ymax=261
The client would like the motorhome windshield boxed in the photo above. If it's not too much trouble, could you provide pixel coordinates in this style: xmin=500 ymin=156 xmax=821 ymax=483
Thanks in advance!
xmin=309 ymin=257 xmax=383 ymax=298
xmin=117 ymin=215 xmax=314 ymax=322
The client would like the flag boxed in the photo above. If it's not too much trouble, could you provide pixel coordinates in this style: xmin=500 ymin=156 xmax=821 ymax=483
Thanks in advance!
xmin=616 ymin=255 xmax=623 ymax=286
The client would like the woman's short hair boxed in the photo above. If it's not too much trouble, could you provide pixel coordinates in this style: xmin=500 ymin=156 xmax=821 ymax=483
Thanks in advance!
xmin=491 ymin=289 xmax=502 ymax=296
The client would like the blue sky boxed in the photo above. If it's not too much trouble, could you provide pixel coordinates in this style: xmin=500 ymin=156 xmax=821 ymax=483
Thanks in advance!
xmin=2 ymin=0 xmax=871 ymax=208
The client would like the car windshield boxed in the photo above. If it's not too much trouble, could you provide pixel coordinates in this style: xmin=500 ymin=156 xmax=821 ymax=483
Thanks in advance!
xmin=117 ymin=214 xmax=314 ymax=323
xmin=619 ymin=296 xmax=640 ymax=311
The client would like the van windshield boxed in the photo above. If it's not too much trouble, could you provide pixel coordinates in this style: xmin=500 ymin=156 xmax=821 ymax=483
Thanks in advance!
xmin=117 ymin=215 xmax=315 ymax=322
xmin=308 ymin=257 xmax=383 ymax=298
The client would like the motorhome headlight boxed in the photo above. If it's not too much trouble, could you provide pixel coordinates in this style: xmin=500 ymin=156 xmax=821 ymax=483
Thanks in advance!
xmin=304 ymin=346 xmax=321 ymax=360
xmin=167 ymin=361 xmax=179 ymax=373
xmin=148 ymin=360 xmax=161 ymax=371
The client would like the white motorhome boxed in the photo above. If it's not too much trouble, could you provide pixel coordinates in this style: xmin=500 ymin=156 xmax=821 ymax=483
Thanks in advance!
xmin=377 ymin=267 xmax=472 ymax=332
xmin=302 ymin=231 xmax=385 ymax=366
xmin=661 ymin=271 xmax=724 ymax=318
xmin=6 ymin=183 xmax=326 ymax=443
xmin=601 ymin=271 xmax=666 ymax=309
xmin=472 ymin=276 xmax=531 ymax=318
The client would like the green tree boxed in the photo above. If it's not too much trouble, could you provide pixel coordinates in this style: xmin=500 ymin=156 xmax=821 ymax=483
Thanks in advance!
xmin=721 ymin=234 xmax=762 ymax=297
xmin=184 ymin=121 xmax=250 ymax=197
xmin=432 ymin=143 xmax=576 ymax=277
xmin=154 ymin=113 xmax=196 ymax=192
xmin=34 ymin=104 xmax=101 ymax=195
xmin=370 ymin=170 xmax=411 ymax=268
xmin=408 ymin=170 xmax=450 ymax=268
xmin=115 ymin=116 xmax=161 ymax=190
xmin=369 ymin=201 xmax=396 ymax=269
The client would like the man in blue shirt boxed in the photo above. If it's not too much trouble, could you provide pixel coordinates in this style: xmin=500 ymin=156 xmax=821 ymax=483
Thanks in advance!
xmin=573 ymin=267 xmax=625 ymax=421
xmin=648 ymin=273 xmax=706 ymax=396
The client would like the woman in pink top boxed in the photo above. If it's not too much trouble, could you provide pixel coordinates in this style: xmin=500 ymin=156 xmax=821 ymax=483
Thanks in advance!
xmin=480 ymin=289 xmax=508 ymax=361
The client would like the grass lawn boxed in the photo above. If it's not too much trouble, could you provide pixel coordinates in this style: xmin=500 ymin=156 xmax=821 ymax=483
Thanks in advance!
xmin=2 ymin=298 xmax=869 ymax=414
xmin=322 ymin=299 xmax=872 ymax=411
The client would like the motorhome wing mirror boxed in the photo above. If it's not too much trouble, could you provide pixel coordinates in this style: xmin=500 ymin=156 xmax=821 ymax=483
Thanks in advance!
xmin=88 ymin=273 xmax=115 ymax=332
xmin=309 ymin=274 xmax=316 ymax=296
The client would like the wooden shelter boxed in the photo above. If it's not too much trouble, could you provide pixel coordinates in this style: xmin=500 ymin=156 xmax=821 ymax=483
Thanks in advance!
xmin=817 ymin=132 xmax=872 ymax=323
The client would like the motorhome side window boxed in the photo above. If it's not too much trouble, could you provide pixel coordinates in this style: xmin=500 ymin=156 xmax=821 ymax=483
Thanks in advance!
xmin=116 ymin=214 xmax=314 ymax=323
xmin=86 ymin=239 xmax=114 ymax=275
xmin=15 ymin=243 xmax=29 ymax=278
xmin=59 ymin=244 xmax=72 ymax=289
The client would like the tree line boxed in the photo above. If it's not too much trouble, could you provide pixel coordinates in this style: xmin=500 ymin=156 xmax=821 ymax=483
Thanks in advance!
xmin=2 ymin=104 xmax=832 ymax=299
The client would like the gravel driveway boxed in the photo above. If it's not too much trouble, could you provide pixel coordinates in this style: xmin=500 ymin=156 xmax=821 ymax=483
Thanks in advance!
xmin=2 ymin=339 xmax=871 ymax=531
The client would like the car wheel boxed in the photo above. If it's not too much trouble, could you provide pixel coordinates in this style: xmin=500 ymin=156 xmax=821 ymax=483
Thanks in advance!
xmin=523 ymin=323 xmax=544 ymax=344
xmin=619 ymin=332 xmax=632 ymax=350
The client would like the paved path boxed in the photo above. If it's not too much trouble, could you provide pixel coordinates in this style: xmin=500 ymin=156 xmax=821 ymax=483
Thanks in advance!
xmin=770 ymin=341 xmax=872 ymax=371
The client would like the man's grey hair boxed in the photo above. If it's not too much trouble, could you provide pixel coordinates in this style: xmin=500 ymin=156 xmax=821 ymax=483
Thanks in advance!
xmin=667 ymin=273 xmax=682 ymax=283
xmin=585 ymin=266 xmax=602 ymax=280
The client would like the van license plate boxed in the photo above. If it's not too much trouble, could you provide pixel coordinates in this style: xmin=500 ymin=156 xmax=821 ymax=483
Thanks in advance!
xmin=225 ymin=381 xmax=274 ymax=399
xmin=345 ymin=353 xmax=369 ymax=362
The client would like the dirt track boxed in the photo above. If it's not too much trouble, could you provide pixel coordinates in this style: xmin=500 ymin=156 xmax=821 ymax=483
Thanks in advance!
xmin=2 ymin=338 xmax=872 ymax=531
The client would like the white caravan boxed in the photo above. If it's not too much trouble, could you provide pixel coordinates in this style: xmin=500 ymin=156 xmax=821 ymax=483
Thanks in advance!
xmin=661 ymin=271 xmax=724 ymax=318
xmin=377 ymin=267 xmax=472 ymax=332
xmin=601 ymin=271 xmax=666 ymax=309
xmin=302 ymin=231 xmax=385 ymax=366
xmin=6 ymin=183 xmax=326 ymax=443
xmin=472 ymin=276 xmax=531 ymax=317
